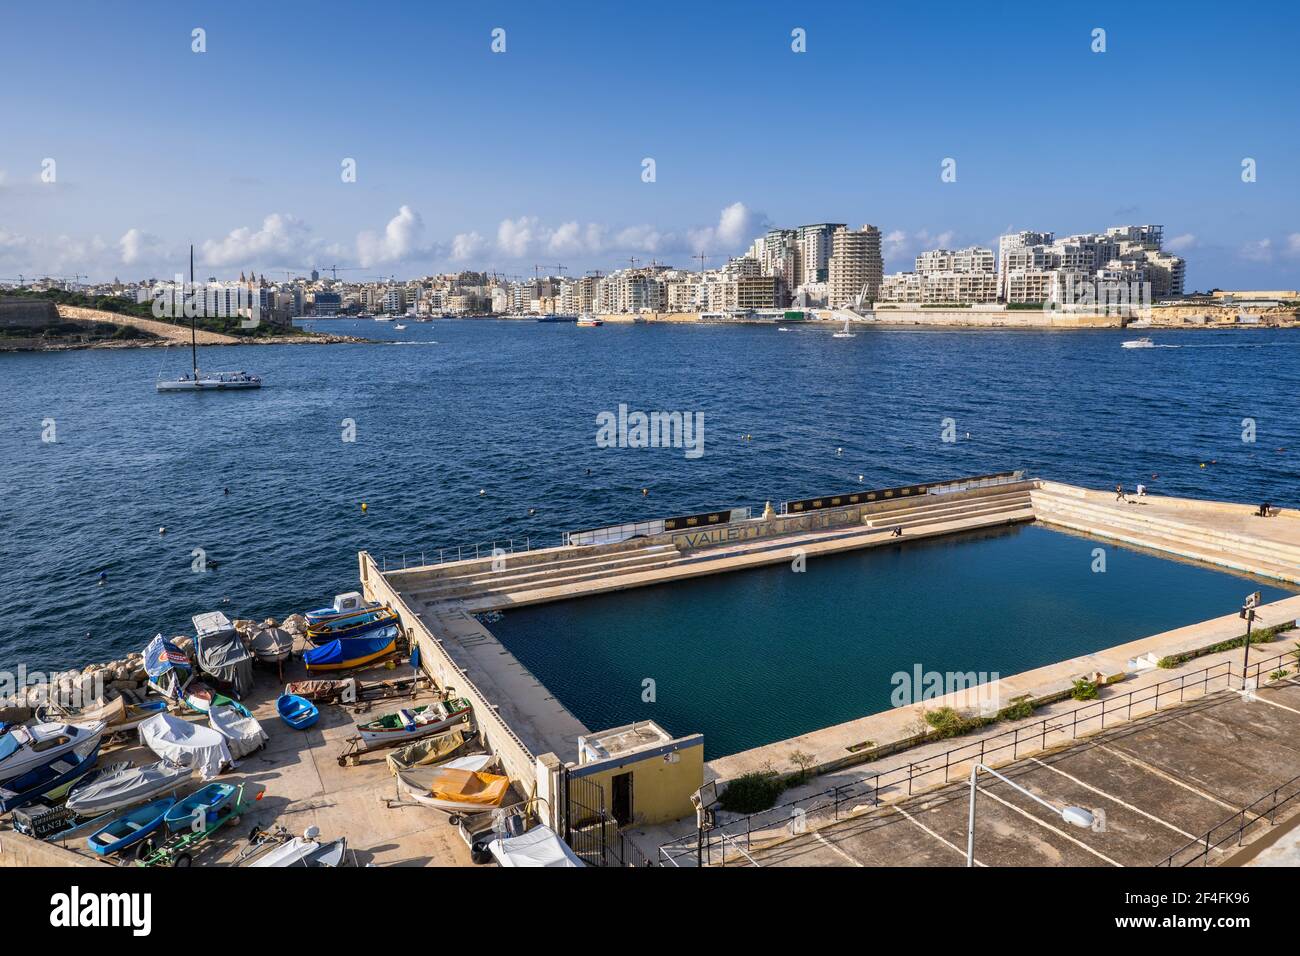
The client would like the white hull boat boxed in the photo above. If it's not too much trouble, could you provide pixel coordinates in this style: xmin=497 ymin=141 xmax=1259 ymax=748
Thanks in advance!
xmin=356 ymin=698 xmax=472 ymax=745
xmin=0 ymin=722 xmax=106 ymax=786
xmin=249 ymin=835 xmax=348 ymax=867
xmin=65 ymin=759 xmax=194 ymax=817
xmin=1121 ymin=337 xmax=1156 ymax=349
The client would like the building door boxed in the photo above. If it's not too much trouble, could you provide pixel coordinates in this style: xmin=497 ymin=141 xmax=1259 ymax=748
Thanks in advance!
xmin=611 ymin=772 xmax=633 ymax=826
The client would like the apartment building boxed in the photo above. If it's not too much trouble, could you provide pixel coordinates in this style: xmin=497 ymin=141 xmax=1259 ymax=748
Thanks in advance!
xmin=796 ymin=223 xmax=844 ymax=286
xmin=827 ymin=224 xmax=884 ymax=306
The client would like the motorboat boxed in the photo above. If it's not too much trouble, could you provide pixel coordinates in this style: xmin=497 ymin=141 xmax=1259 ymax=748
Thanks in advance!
xmin=0 ymin=738 xmax=101 ymax=812
xmin=576 ymin=313 xmax=603 ymax=327
xmin=357 ymin=698 xmax=472 ymax=745
xmin=303 ymin=592 xmax=377 ymax=628
xmin=488 ymin=825 xmax=584 ymax=867
xmin=248 ymin=827 xmax=348 ymax=867
xmin=0 ymin=721 xmax=106 ymax=786
xmin=66 ymin=759 xmax=194 ymax=817
xmin=1121 ymin=337 xmax=1156 ymax=349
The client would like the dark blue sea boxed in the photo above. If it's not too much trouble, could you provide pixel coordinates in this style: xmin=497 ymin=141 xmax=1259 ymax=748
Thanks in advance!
xmin=2 ymin=320 xmax=1298 ymax=678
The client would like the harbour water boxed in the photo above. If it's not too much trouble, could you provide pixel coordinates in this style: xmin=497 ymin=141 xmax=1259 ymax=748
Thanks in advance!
xmin=489 ymin=523 xmax=1295 ymax=757
xmin=2 ymin=320 xmax=1298 ymax=673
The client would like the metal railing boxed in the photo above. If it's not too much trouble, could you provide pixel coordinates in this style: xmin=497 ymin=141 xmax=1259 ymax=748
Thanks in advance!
xmin=379 ymin=536 xmax=550 ymax=570
xmin=658 ymin=646 xmax=1299 ymax=866
xmin=1156 ymin=767 xmax=1300 ymax=866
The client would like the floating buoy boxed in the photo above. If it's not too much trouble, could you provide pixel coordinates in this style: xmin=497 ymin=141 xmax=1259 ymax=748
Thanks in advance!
xmin=641 ymin=487 xmax=648 ymax=497
xmin=1200 ymin=463 xmax=1206 ymax=469
xmin=98 ymin=571 xmax=107 ymax=586
xmin=528 ymin=508 xmax=536 ymax=515
xmin=836 ymin=447 xmax=843 ymax=456
xmin=858 ymin=475 xmax=864 ymax=482
xmin=159 ymin=526 xmax=166 ymax=535
xmin=479 ymin=489 xmax=486 ymax=496
xmin=361 ymin=502 xmax=368 ymax=512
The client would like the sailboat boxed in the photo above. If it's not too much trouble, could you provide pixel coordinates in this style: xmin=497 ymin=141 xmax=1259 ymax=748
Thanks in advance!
xmin=156 ymin=246 xmax=262 ymax=392
xmin=832 ymin=317 xmax=856 ymax=338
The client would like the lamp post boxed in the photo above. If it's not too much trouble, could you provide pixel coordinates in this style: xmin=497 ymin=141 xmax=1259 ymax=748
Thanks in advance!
xmin=967 ymin=763 xmax=1095 ymax=867
xmin=1240 ymin=591 xmax=1261 ymax=692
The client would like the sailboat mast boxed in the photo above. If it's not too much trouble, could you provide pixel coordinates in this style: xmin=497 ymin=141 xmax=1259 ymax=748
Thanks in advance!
xmin=189 ymin=244 xmax=197 ymax=378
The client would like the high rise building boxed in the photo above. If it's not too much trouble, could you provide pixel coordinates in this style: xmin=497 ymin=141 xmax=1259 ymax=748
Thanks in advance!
xmin=827 ymin=224 xmax=883 ymax=306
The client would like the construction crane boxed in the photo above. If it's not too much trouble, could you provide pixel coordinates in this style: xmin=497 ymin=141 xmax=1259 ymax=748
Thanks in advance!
xmin=317 ymin=264 xmax=364 ymax=280
xmin=692 ymin=252 xmax=719 ymax=272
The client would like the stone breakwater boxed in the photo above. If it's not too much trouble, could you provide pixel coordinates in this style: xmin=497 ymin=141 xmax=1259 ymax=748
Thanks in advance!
xmin=0 ymin=613 xmax=309 ymax=723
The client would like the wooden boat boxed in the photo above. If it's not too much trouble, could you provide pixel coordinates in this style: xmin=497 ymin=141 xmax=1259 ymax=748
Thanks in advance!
xmin=283 ymin=678 xmax=356 ymax=703
xmin=303 ymin=627 xmax=398 ymax=672
xmin=304 ymin=592 xmax=377 ymax=628
xmin=164 ymin=782 xmax=238 ymax=832
xmin=276 ymin=694 xmax=319 ymax=730
xmin=86 ymin=797 xmax=176 ymax=856
xmin=0 ymin=740 xmax=100 ymax=812
xmin=47 ymin=696 xmax=168 ymax=734
xmin=395 ymin=759 xmax=509 ymax=812
xmin=384 ymin=728 xmax=470 ymax=775
xmin=306 ymin=606 xmax=397 ymax=641
xmin=0 ymin=721 xmax=106 ymax=786
xmin=249 ymin=625 xmax=294 ymax=664
xmin=66 ymin=760 xmax=194 ymax=817
xmin=357 ymin=698 xmax=471 ymax=745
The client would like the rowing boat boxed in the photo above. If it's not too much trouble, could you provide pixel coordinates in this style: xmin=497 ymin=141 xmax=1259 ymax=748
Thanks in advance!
xmin=164 ymin=782 xmax=237 ymax=832
xmin=303 ymin=627 xmax=398 ymax=672
xmin=276 ymin=694 xmax=319 ymax=730
xmin=395 ymin=758 xmax=509 ymax=812
xmin=305 ymin=606 xmax=397 ymax=641
xmin=356 ymin=698 xmax=471 ymax=745
xmin=86 ymin=797 xmax=176 ymax=856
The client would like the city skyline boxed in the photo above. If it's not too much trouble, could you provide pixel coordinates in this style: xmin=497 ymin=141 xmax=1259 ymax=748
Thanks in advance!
xmin=2 ymin=1 xmax=1299 ymax=286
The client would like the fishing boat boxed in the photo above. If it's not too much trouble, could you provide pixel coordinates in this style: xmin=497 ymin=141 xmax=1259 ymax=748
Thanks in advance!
xmin=303 ymin=592 xmax=376 ymax=628
xmin=0 ymin=738 xmax=100 ymax=812
xmin=248 ymin=624 xmax=294 ymax=665
xmin=164 ymin=782 xmax=238 ymax=832
xmin=86 ymin=797 xmax=176 ymax=856
xmin=66 ymin=760 xmax=194 ymax=817
xmin=384 ymin=728 xmax=471 ymax=774
xmin=303 ymin=627 xmax=399 ymax=672
xmin=157 ymin=246 xmax=263 ymax=391
xmin=306 ymin=605 xmax=397 ymax=641
xmin=832 ymin=317 xmax=855 ymax=338
xmin=576 ymin=313 xmax=602 ymax=327
xmin=276 ymin=694 xmax=319 ymax=730
xmin=42 ymin=695 xmax=168 ymax=733
xmin=194 ymin=611 xmax=254 ymax=698
xmin=1121 ymin=337 xmax=1155 ymax=349
xmin=395 ymin=759 xmax=509 ymax=812
xmin=394 ymin=324 xmax=407 ymax=331
xmin=357 ymin=698 xmax=472 ymax=745
xmin=0 ymin=721 xmax=106 ymax=786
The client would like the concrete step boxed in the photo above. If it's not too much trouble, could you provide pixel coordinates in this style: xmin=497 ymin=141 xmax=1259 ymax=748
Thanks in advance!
xmin=1033 ymin=499 xmax=1300 ymax=584
xmin=399 ymin=537 xmax=676 ymax=585
xmin=855 ymin=488 xmax=1035 ymax=525
xmin=419 ymin=555 xmax=686 ymax=606
xmin=1033 ymin=493 xmax=1300 ymax=568
xmin=407 ymin=545 xmax=681 ymax=600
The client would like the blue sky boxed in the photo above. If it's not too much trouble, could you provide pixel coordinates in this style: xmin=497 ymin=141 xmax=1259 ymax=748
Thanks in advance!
xmin=1 ymin=0 xmax=1298 ymax=288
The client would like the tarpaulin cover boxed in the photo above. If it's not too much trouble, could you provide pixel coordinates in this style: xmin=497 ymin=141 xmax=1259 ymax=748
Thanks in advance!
xmin=196 ymin=628 xmax=254 ymax=699
xmin=385 ymin=729 xmax=468 ymax=775
xmin=208 ymin=704 xmax=268 ymax=759
xmin=139 ymin=712 xmax=232 ymax=780
xmin=428 ymin=768 xmax=509 ymax=806
xmin=144 ymin=635 xmax=192 ymax=700
xmin=249 ymin=626 xmax=293 ymax=663
xmin=488 ymin=826 xmax=584 ymax=868
xmin=65 ymin=759 xmax=193 ymax=816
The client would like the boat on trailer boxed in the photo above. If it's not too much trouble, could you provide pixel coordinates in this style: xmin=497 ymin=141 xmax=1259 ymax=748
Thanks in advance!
xmin=356 ymin=698 xmax=472 ymax=745
xmin=395 ymin=757 xmax=510 ymax=813
xmin=86 ymin=797 xmax=176 ymax=856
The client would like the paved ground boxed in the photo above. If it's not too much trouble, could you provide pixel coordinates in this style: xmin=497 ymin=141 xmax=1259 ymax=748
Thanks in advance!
xmin=705 ymin=678 xmax=1300 ymax=867
xmin=45 ymin=655 xmax=479 ymax=867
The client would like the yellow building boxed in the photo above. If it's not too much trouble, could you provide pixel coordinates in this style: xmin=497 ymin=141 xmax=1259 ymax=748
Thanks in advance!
xmin=568 ymin=721 xmax=703 ymax=827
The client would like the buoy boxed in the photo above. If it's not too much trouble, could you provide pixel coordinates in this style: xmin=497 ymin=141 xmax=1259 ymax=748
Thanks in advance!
xmin=836 ymin=447 xmax=843 ymax=456
xmin=858 ymin=475 xmax=864 ymax=482
xmin=360 ymin=502 xmax=368 ymax=512
xmin=98 ymin=571 xmax=107 ymax=586
xmin=1200 ymin=463 xmax=1206 ymax=469
xmin=641 ymin=487 xmax=648 ymax=497
xmin=528 ymin=508 xmax=536 ymax=515
xmin=479 ymin=489 xmax=486 ymax=496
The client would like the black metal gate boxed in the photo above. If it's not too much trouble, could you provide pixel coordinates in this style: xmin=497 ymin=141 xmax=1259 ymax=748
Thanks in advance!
xmin=561 ymin=769 xmax=655 ymax=867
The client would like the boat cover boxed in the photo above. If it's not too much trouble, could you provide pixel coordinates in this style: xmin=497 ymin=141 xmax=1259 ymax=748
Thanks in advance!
xmin=385 ymin=729 xmax=469 ymax=775
xmin=65 ymin=759 xmax=193 ymax=816
xmin=144 ymin=635 xmax=192 ymax=700
xmin=139 ymin=712 xmax=232 ymax=780
xmin=488 ymin=826 xmax=584 ymax=868
xmin=195 ymin=627 xmax=254 ymax=699
xmin=208 ymin=703 xmax=268 ymax=759
xmin=249 ymin=626 xmax=294 ymax=662
xmin=400 ymin=767 xmax=509 ymax=807
xmin=283 ymin=678 xmax=355 ymax=702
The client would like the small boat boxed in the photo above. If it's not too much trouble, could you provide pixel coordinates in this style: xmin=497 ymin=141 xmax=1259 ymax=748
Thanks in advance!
xmin=395 ymin=760 xmax=510 ymax=812
xmin=139 ymin=712 xmax=232 ymax=780
xmin=1121 ymin=337 xmax=1155 ymax=349
xmin=303 ymin=592 xmax=376 ymax=628
xmin=0 ymin=739 xmax=100 ymax=812
xmin=394 ymin=324 xmax=407 ymax=331
xmin=43 ymin=696 xmax=169 ymax=733
xmin=283 ymin=677 xmax=356 ymax=703
xmin=182 ymin=683 xmax=220 ymax=714
xmin=778 ymin=327 xmax=791 ymax=332
xmin=249 ymin=625 xmax=294 ymax=664
xmin=66 ymin=760 xmax=194 ymax=817
xmin=576 ymin=313 xmax=603 ymax=327
xmin=208 ymin=701 xmax=267 ymax=759
xmin=373 ymin=315 xmax=396 ymax=322
xmin=306 ymin=605 xmax=397 ymax=641
xmin=0 ymin=721 xmax=106 ymax=786
xmin=832 ymin=318 xmax=855 ymax=338
xmin=86 ymin=797 xmax=176 ymax=856
xmin=165 ymin=782 xmax=238 ymax=832
xmin=385 ymin=728 xmax=471 ymax=774
xmin=303 ymin=627 xmax=398 ymax=672
xmin=158 ymin=247 xmax=263 ymax=391
xmin=276 ymin=694 xmax=319 ymax=730
xmin=488 ymin=825 xmax=585 ymax=867
xmin=248 ymin=829 xmax=348 ymax=868
xmin=357 ymin=698 xmax=472 ymax=745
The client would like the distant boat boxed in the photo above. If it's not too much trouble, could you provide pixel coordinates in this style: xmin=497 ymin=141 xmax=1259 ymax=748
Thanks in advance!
xmin=374 ymin=315 xmax=396 ymax=322
xmin=576 ymin=313 xmax=603 ymax=327
xmin=1121 ymin=337 xmax=1156 ymax=349
xmin=394 ymin=324 xmax=407 ymax=330
xmin=778 ymin=327 xmax=792 ymax=333
xmin=832 ymin=317 xmax=856 ymax=338
xmin=157 ymin=245 xmax=263 ymax=392
xmin=537 ymin=314 xmax=579 ymax=323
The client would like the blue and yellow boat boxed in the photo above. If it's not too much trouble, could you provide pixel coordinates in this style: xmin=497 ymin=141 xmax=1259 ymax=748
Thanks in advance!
xmin=303 ymin=625 xmax=398 ymax=672
xmin=305 ymin=605 xmax=397 ymax=642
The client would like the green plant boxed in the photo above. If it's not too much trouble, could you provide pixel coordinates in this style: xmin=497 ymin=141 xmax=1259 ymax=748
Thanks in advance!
xmin=1269 ymin=669 xmax=1289 ymax=681
xmin=718 ymin=768 xmax=786 ymax=814
xmin=996 ymin=697 xmax=1035 ymax=721
xmin=1157 ymin=654 xmax=1186 ymax=669
xmin=922 ymin=706 xmax=993 ymax=739
xmin=1071 ymin=678 xmax=1099 ymax=701
xmin=787 ymin=750 xmax=816 ymax=784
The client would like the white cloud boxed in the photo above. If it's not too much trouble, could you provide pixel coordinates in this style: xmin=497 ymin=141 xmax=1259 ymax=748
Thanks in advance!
xmin=1285 ymin=233 xmax=1300 ymax=259
xmin=882 ymin=228 xmax=958 ymax=268
xmin=200 ymin=213 xmax=310 ymax=268
xmin=687 ymin=202 xmax=764 ymax=253
xmin=497 ymin=216 xmax=540 ymax=258
xmin=1165 ymin=233 xmax=1197 ymax=252
xmin=119 ymin=228 xmax=163 ymax=265
xmin=450 ymin=231 xmax=487 ymax=262
xmin=356 ymin=205 xmax=426 ymax=268
xmin=1239 ymin=239 xmax=1273 ymax=263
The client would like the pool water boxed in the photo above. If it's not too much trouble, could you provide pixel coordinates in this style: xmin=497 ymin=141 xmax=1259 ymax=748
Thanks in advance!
xmin=487 ymin=523 xmax=1294 ymax=758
